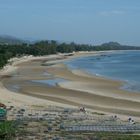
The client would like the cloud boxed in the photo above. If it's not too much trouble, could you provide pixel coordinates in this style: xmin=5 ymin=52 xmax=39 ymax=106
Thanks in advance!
xmin=99 ymin=10 xmax=125 ymax=16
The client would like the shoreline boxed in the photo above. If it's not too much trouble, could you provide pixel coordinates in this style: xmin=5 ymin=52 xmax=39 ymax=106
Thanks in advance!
xmin=1 ymin=51 xmax=140 ymax=121
xmin=67 ymin=51 xmax=140 ymax=94
xmin=0 ymin=54 xmax=77 ymax=109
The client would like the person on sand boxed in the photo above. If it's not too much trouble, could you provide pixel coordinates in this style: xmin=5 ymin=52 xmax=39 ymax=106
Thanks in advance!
xmin=80 ymin=107 xmax=86 ymax=113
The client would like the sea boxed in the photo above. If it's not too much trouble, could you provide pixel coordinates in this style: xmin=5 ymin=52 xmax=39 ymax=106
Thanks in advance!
xmin=65 ymin=51 xmax=140 ymax=93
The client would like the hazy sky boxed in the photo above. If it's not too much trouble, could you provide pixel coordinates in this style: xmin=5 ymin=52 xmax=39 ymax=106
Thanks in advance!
xmin=0 ymin=0 xmax=140 ymax=45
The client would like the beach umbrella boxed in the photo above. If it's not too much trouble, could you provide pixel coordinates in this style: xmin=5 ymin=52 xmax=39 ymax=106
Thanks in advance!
xmin=0 ymin=103 xmax=6 ymax=109
xmin=0 ymin=109 xmax=7 ymax=116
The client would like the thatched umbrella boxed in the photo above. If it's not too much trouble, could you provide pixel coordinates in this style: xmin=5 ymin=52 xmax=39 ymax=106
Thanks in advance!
xmin=0 ymin=103 xmax=6 ymax=109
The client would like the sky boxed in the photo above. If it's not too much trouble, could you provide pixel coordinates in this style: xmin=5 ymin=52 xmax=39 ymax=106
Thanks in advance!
xmin=0 ymin=0 xmax=140 ymax=46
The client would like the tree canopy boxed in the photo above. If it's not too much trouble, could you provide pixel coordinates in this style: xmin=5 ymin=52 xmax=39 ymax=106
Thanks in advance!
xmin=0 ymin=40 xmax=140 ymax=68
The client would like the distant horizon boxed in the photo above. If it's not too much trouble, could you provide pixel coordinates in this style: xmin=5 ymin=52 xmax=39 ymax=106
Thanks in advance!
xmin=1 ymin=34 xmax=140 ymax=47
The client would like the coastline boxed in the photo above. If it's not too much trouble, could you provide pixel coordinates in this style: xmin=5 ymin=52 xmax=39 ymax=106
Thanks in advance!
xmin=1 ymin=51 xmax=140 ymax=121
xmin=0 ymin=55 xmax=77 ymax=109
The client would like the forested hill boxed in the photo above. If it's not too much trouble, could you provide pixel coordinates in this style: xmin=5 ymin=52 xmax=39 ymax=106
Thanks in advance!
xmin=0 ymin=40 xmax=140 ymax=68
xmin=94 ymin=42 xmax=140 ymax=51
xmin=0 ymin=35 xmax=28 ymax=45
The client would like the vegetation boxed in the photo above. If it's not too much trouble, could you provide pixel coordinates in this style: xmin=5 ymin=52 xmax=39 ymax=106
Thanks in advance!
xmin=95 ymin=133 xmax=140 ymax=140
xmin=0 ymin=40 xmax=140 ymax=69
xmin=0 ymin=121 xmax=16 ymax=139
xmin=67 ymin=133 xmax=140 ymax=140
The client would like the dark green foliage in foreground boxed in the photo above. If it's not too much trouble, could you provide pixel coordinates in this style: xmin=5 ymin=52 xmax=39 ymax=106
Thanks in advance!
xmin=0 ymin=40 xmax=140 ymax=69
xmin=0 ymin=121 xmax=16 ymax=139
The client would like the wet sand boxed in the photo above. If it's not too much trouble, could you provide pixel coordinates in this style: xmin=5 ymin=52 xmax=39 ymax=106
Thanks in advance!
xmin=1 ymin=52 xmax=140 ymax=118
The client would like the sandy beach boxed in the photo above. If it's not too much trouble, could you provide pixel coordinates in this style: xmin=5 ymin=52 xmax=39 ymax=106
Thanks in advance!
xmin=0 ymin=55 xmax=75 ymax=109
xmin=1 ymin=51 xmax=140 ymax=120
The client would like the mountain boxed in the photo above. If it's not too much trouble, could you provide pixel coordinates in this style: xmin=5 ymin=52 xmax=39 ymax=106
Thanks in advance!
xmin=96 ymin=42 xmax=140 ymax=50
xmin=0 ymin=35 xmax=29 ymax=45
xmin=101 ymin=42 xmax=121 ymax=47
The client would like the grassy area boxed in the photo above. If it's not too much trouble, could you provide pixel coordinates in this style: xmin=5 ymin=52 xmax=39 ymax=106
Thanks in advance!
xmin=60 ymin=132 xmax=140 ymax=140
xmin=96 ymin=133 xmax=140 ymax=140
xmin=7 ymin=119 xmax=140 ymax=139
xmin=0 ymin=121 xmax=16 ymax=140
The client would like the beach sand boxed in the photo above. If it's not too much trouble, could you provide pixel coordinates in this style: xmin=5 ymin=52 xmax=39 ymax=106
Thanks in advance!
xmin=1 ymin=52 xmax=140 ymax=120
xmin=0 ymin=55 xmax=75 ymax=109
